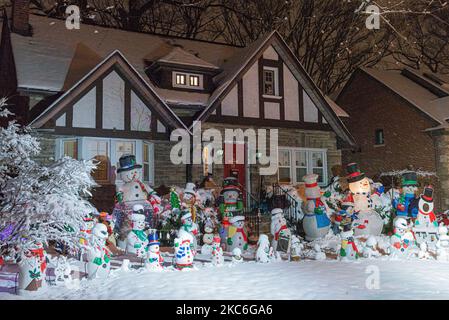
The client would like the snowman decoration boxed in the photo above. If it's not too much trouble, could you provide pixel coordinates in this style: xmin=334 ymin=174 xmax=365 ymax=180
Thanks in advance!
xmin=270 ymin=208 xmax=291 ymax=252
xmin=413 ymin=186 xmax=439 ymax=243
xmin=201 ymin=220 xmax=215 ymax=255
xmin=179 ymin=211 xmax=199 ymax=251
xmin=256 ymin=234 xmax=272 ymax=263
xmin=19 ymin=242 xmax=48 ymax=291
xmin=302 ymin=174 xmax=331 ymax=241
xmin=52 ymin=256 xmax=72 ymax=287
xmin=145 ymin=233 xmax=164 ymax=270
xmin=290 ymin=235 xmax=302 ymax=261
xmin=86 ymin=223 xmax=111 ymax=279
xmin=218 ymin=177 xmax=243 ymax=218
xmin=390 ymin=217 xmax=416 ymax=257
xmin=174 ymin=227 xmax=196 ymax=270
xmin=211 ymin=236 xmax=224 ymax=266
xmin=126 ymin=207 xmax=148 ymax=257
xmin=346 ymin=163 xmax=383 ymax=237
xmin=393 ymin=171 xmax=419 ymax=218
xmin=436 ymin=225 xmax=449 ymax=261
xmin=362 ymin=236 xmax=381 ymax=259
xmin=182 ymin=183 xmax=198 ymax=222
xmin=226 ymin=216 xmax=248 ymax=252
xmin=231 ymin=248 xmax=244 ymax=264
xmin=338 ymin=213 xmax=360 ymax=261
xmin=371 ymin=182 xmax=393 ymax=222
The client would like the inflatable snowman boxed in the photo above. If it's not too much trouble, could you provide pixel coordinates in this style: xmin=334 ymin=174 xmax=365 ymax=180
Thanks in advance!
xmin=302 ymin=174 xmax=331 ymax=241
xmin=393 ymin=171 xmax=419 ymax=218
xmin=126 ymin=208 xmax=148 ymax=257
xmin=86 ymin=223 xmax=111 ymax=279
xmin=226 ymin=216 xmax=248 ymax=252
xmin=256 ymin=234 xmax=272 ymax=263
xmin=19 ymin=242 xmax=48 ymax=291
xmin=218 ymin=177 xmax=243 ymax=218
xmin=270 ymin=208 xmax=291 ymax=252
xmin=346 ymin=163 xmax=383 ymax=237
xmin=145 ymin=233 xmax=164 ymax=270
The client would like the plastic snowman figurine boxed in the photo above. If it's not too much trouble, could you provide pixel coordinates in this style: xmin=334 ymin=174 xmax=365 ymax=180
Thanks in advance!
xmin=231 ymin=248 xmax=244 ymax=264
xmin=339 ymin=215 xmax=360 ymax=261
xmin=18 ymin=242 xmax=48 ymax=291
xmin=226 ymin=216 xmax=248 ymax=252
xmin=211 ymin=236 xmax=224 ymax=266
xmin=218 ymin=177 xmax=244 ymax=218
xmin=201 ymin=220 xmax=215 ymax=255
xmin=362 ymin=236 xmax=381 ymax=258
xmin=393 ymin=171 xmax=419 ymax=218
xmin=86 ymin=223 xmax=111 ymax=279
xmin=256 ymin=234 xmax=272 ymax=263
xmin=174 ymin=227 xmax=196 ymax=270
xmin=145 ymin=233 xmax=164 ymax=270
xmin=436 ymin=224 xmax=449 ymax=261
xmin=270 ymin=208 xmax=291 ymax=252
xmin=182 ymin=183 xmax=198 ymax=221
xmin=390 ymin=217 xmax=416 ymax=257
xmin=346 ymin=163 xmax=383 ymax=237
xmin=302 ymin=174 xmax=331 ymax=241
xmin=290 ymin=235 xmax=302 ymax=261
xmin=178 ymin=211 xmax=199 ymax=251
xmin=126 ymin=208 xmax=148 ymax=257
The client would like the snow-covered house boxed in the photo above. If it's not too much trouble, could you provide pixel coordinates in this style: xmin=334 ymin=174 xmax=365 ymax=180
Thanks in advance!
xmin=0 ymin=2 xmax=355 ymax=211
xmin=337 ymin=67 xmax=449 ymax=210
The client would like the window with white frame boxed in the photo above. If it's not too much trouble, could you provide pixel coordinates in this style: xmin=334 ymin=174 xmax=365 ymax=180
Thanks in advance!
xmin=173 ymin=71 xmax=203 ymax=89
xmin=263 ymin=67 xmax=279 ymax=96
xmin=57 ymin=137 xmax=154 ymax=185
xmin=277 ymin=148 xmax=328 ymax=185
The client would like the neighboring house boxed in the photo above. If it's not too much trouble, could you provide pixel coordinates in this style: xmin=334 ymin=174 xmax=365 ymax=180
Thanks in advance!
xmin=0 ymin=1 xmax=355 ymax=211
xmin=337 ymin=67 xmax=449 ymax=209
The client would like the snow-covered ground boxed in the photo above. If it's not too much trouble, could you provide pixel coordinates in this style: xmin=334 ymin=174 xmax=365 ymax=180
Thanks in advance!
xmin=3 ymin=258 xmax=449 ymax=300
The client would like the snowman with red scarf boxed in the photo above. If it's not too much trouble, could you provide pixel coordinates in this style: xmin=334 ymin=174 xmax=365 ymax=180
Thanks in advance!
xmin=390 ymin=217 xmax=416 ymax=257
xmin=302 ymin=174 xmax=331 ymax=241
xmin=270 ymin=208 xmax=291 ymax=251
xmin=226 ymin=216 xmax=248 ymax=252
xmin=346 ymin=163 xmax=383 ymax=237
xmin=414 ymin=186 xmax=438 ymax=229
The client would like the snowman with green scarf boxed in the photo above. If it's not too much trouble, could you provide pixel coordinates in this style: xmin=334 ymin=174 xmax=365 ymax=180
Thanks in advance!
xmin=86 ymin=223 xmax=111 ymax=279
xmin=126 ymin=206 xmax=148 ymax=257
xmin=178 ymin=211 xmax=199 ymax=251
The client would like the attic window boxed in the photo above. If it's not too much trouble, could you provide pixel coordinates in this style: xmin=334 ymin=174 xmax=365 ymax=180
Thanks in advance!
xmin=173 ymin=72 xmax=203 ymax=89
xmin=263 ymin=67 xmax=279 ymax=96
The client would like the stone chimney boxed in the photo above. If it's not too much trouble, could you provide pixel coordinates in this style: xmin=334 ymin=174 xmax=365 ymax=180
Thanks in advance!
xmin=11 ymin=0 xmax=31 ymax=36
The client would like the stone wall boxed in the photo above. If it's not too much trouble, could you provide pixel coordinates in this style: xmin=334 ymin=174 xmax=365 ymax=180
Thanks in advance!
xmin=433 ymin=130 xmax=449 ymax=210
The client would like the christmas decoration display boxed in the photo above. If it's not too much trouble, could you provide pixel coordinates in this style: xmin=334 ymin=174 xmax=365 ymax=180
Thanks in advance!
xmin=126 ymin=207 xmax=149 ymax=257
xmin=338 ymin=211 xmax=360 ymax=261
xmin=332 ymin=196 xmax=355 ymax=234
xmin=145 ymin=232 xmax=164 ymax=270
xmin=18 ymin=242 xmax=47 ymax=291
xmin=270 ymin=208 xmax=291 ymax=252
xmin=226 ymin=216 xmax=248 ymax=252
xmin=371 ymin=182 xmax=393 ymax=223
xmin=346 ymin=163 xmax=383 ymax=237
xmin=302 ymin=174 xmax=331 ymax=241
xmin=413 ymin=186 xmax=438 ymax=243
xmin=290 ymin=235 xmax=302 ymax=261
xmin=86 ymin=223 xmax=111 ymax=279
xmin=218 ymin=177 xmax=243 ymax=218
xmin=113 ymin=154 xmax=158 ymax=247
xmin=174 ymin=225 xmax=195 ymax=270
xmin=182 ymin=183 xmax=198 ymax=221
xmin=201 ymin=220 xmax=215 ymax=255
xmin=436 ymin=225 xmax=449 ymax=261
xmin=392 ymin=171 xmax=419 ymax=218
xmin=170 ymin=188 xmax=181 ymax=210
xmin=256 ymin=234 xmax=272 ymax=263
xmin=51 ymin=256 xmax=72 ymax=287
xmin=390 ymin=217 xmax=416 ymax=257
xmin=231 ymin=248 xmax=244 ymax=264
xmin=178 ymin=211 xmax=199 ymax=251
xmin=211 ymin=236 xmax=224 ymax=266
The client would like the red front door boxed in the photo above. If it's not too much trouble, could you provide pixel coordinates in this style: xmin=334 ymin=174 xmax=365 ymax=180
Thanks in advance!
xmin=223 ymin=143 xmax=246 ymax=190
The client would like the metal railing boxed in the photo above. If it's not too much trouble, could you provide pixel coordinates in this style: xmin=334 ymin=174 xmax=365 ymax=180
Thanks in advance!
xmin=271 ymin=183 xmax=302 ymax=232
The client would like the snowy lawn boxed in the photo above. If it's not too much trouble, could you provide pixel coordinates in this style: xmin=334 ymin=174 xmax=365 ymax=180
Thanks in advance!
xmin=3 ymin=258 xmax=449 ymax=300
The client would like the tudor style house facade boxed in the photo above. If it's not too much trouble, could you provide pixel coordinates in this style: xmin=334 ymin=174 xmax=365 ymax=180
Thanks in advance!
xmin=0 ymin=1 xmax=355 ymax=211
xmin=337 ymin=67 xmax=449 ymax=210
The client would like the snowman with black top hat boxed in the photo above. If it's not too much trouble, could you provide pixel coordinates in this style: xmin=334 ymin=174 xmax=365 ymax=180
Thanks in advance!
xmin=413 ymin=186 xmax=439 ymax=243
xmin=346 ymin=163 xmax=383 ymax=237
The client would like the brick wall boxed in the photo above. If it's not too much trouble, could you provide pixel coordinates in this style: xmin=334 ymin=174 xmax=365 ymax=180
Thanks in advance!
xmin=11 ymin=0 xmax=31 ymax=36
xmin=433 ymin=130 xmax=449 ymax=209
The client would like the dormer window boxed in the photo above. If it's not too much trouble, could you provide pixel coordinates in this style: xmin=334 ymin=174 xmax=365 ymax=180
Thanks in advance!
xmin=172 ymin=71 xmax=203 ymax=89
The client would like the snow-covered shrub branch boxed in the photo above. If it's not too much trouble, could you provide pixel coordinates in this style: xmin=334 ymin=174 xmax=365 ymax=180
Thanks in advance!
xmin=0 ymin=99 xmax=98 ymax=257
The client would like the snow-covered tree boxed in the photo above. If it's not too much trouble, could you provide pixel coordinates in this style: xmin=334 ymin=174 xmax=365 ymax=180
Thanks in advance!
xmin=0 ymin=98 xmax=98 ymax=257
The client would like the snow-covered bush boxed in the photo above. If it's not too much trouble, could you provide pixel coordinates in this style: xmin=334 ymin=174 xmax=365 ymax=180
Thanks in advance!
xmin=0 ymin=98 xmax=97 ymax=257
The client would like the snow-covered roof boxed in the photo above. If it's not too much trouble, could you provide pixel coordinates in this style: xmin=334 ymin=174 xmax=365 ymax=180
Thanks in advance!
xmin=155 ymin=46 xmax=220 ymax=70
xmin=359 ymin=67 xmax=449 ymax=130
xmin=9 ymin=14 xmax=240 ymax=93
